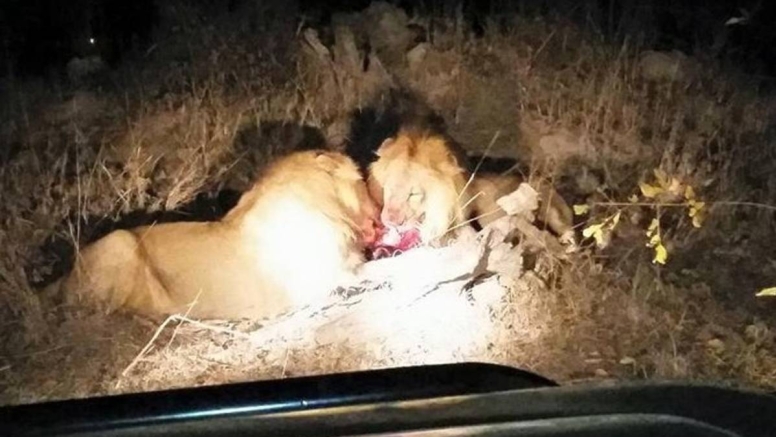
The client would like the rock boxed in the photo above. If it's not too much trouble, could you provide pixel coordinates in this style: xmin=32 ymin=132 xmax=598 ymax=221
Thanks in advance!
xmin=744 ymin=322 xmax=770 ymax=343
xmin=301 ymin=28 xmax=331 ymax=62
xmin=363 ymin=1 xmax=412 ymax=54
xmin=496 ymin=183 xmax=539 ymax=219
xmin=43 ymin=91 xmax=107 ymax=125
xmin=574 ymin=166 xmax=602 ymax=196
xmin=66 ymin=55 xmax=105 ymax=84
xmin=332 ymin=25 xmax=362 ymax=73
xmin=537 ymin=130 xmax=591 ymax=163
xmin=707 ymin=338 xmax=725 ymax=353
xmin=407 ymin=42 xmax=430 ymax=72
xmin=638 ymin=50 xmax=698 ymax=83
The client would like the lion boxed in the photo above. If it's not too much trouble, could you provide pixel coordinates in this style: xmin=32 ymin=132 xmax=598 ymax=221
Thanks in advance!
xmin=47 ymin=150 xmax=380 ymax=320
xmin=365 ymin=126 xmax=576 ymax=253
xmin=366 ymin=126 xmax=476 ymax=246
xmin=469 ymin=172 xmax=576 ymax=245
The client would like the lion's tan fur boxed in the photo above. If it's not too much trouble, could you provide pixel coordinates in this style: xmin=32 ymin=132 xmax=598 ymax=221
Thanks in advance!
xmin=470 ymin=173 xmax=574 ymax=240
xmin=51 ymin=150 xmax=378 ymax=320
xmin=367 ymin=128 xmax=474 ymax=244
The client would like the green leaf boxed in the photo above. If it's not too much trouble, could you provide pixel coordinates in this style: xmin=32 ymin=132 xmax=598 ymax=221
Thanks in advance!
xmin=684 ymin=185 xmax=696 ymax=200
xmin=688 ymin=201 xmax=705 ymax=228
xmin=756 ymin=287 xmax=776 ymax=297
xmin=611 ymin=211 xmax=621 ymax=228
xmin=646 ymin=218 xmax=659 ymax=237
xmin=639 ymin=182 xmax=663 ymax=199
xmin=582 ymin=223 xmax=602 ymax=237
xmin=652 ymin=241 xmax=668 ymax=265
xmin=573 ymin=204 xmax=590 ymax=215
xmin=653 ymin=168 xmax=669 ymax=188
xmin=582 ymin=223 xmax=606 ymax=246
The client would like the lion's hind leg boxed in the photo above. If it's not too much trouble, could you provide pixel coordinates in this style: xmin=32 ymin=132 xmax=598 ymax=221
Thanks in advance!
xmin=61 ymin=229 xmax=170 ymax=315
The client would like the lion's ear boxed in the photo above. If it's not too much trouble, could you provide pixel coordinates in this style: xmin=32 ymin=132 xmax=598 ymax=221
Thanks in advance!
xmin=439 ymin=156 xmax=466 ymax=176
xmin=374 ymin=137 xmax=394 ymax=157
xmin=315 ymin=152 xmax=346 ymax=175
xmin=316 ymin=152 xmax=361 ymax=181
xmin=446 ymin=150 xmax=459 ymax=167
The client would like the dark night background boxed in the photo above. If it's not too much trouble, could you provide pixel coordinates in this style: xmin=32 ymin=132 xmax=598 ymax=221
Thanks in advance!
xmin=3 ymin=0 xmax=776 ymax=406
xmin=1 ymin=0 xmax=775 ymax=82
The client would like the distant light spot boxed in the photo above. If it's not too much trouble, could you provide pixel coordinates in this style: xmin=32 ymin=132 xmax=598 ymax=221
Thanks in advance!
xmin=89 ymin=38 xmax=95 ymax=45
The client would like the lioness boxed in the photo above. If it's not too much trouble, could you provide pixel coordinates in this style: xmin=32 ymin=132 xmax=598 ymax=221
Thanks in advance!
xmin=469 ymin=172 xmax=576 ymax=244
xmin=48 ymin=150 xmax=380 ymax=320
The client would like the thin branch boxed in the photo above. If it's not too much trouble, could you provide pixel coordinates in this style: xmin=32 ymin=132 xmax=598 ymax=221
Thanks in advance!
xmin=457 ymin=130 xmax=501 ymax=202
xmin=118 ymin=315 xmax=175 ymax=385
xmin=591 ymin=200 xmax=776 ymax=211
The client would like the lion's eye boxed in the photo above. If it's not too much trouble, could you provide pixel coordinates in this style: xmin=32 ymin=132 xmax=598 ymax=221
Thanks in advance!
xmin=408 ymin=190 xmax=423 ymax=201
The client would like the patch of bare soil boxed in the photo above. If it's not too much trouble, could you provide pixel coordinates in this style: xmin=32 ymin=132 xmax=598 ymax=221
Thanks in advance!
xmin=2 ymin=2 xmax=776 ymax=405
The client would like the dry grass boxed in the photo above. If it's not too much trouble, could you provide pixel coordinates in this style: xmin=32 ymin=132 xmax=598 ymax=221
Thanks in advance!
xmin=1 ymin=2 xmax=776 ymax=405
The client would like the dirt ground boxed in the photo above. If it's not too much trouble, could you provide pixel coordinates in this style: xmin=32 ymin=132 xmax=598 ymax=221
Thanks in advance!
xmin=2 ymin=2 xmax=776 ymax=405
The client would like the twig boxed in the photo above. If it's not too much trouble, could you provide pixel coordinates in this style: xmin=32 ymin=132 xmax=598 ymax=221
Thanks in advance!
xmin=169 ymin=315 xmax=251 ymax=339
xmin=457 ymin=130 xmax=501 ymax=202
xmin=11 ymin=344 xmax=71 ymax=359
xmin=118 ymin=315 xmax=175 ymax=386
xmin=448 ymin=131 xmax=502 ymax=233
xmin=165 ymin=289 xmax=204 ymax=351
xmin=119 ymin=312 xmax=251 ymax=388
xmin=592 ymin=200 xmax=776 ymax=211
xmin=458 ymin=190 xmax=483 ymax=214
xmin=530 ymin=29 xmax=557 ymax=66
xmin=713 ymin=201 xmax=776 ymax=211
xmin=445 ymin=208 xmax=503 ymax=235
xmin=281 ymin=347 xmax=290 ymax=378
xmin=592 ymin=201 xmax=692 ymax=208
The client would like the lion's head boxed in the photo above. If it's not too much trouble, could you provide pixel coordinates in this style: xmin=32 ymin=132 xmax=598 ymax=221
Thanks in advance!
xmin=225 ymin=150 xmax=381 ymax=249
xmin=313 ymin=151 xmax=382 ymax=248
xmin=367 ymin=129 xmax=471 ymax=245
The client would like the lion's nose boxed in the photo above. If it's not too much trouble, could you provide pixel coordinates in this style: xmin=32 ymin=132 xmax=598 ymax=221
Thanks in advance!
xmin=381 ymin=208 xmax=405 ymax=227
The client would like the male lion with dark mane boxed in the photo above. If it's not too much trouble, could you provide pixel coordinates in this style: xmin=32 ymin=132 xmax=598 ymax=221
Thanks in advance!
xmin=352 ymin=89 xmax=574 ymax=253
xmin=367 ymin=126 xmax=475 ymax=247
xmin=47 ymin=150 xmax=380 ymax=320
xmin=365 ymin=128 xmax=576 ymax=253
